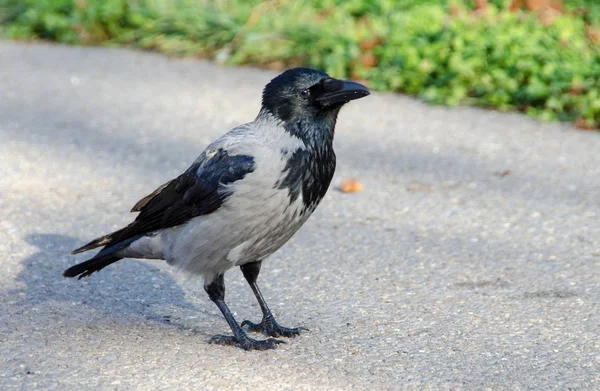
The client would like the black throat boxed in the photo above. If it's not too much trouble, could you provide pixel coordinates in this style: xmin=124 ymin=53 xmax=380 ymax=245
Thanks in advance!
xmin=277 ymin=118 xmax=337 ymax=212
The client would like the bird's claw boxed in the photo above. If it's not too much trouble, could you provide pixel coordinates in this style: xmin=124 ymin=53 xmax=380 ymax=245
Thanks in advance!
xmin=241 ymin=317 xmax=308 ymax=338
xmin=208 ymin=333 xmax=285 ymax=351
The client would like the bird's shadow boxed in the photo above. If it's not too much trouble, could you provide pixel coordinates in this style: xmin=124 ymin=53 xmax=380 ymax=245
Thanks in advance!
xmin=11 ymin=233 xmax=216 ymax=333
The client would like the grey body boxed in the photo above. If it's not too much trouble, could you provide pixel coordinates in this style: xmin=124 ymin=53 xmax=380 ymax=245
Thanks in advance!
xmin=122 ymin=113 xmax=316 ymax=282
xmin=63 ymin=67 xmax=370 ymax=350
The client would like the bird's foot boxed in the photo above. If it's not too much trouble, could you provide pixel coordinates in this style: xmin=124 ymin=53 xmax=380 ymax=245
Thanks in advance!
xmin=208 ymin=332 xmax=285 ymax=351
xmin=241 ymin=316 xmax=308 ymax=338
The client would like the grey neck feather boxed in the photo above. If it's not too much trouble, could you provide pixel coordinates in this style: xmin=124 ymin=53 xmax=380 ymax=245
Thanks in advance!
xmin=256 ymin=107 xmax=339 ymax=150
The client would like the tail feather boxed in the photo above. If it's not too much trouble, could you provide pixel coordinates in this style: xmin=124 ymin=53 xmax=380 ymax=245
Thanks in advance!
xmin=67 ymin=231 xmax=144 ymax=278
xmin=63 ymin=254 xmax=122 ymax=279
xmin=71 ymin=224 xmax=135 ymax=254
xmin=71 ymin=233 xmax=117 ymax=254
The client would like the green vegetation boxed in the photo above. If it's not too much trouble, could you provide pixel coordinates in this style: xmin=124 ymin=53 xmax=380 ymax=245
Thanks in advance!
xmin=1 ymin=0 xmax=599 ymax=128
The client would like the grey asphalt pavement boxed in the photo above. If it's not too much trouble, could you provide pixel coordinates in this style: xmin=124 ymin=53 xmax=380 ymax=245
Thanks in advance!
xmin=0 ymin=40 xmax=599 ymax=390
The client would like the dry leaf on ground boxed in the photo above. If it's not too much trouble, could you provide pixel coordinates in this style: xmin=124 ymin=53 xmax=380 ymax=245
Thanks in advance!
xmin=340 ymin=178 xmax=363 ymax=193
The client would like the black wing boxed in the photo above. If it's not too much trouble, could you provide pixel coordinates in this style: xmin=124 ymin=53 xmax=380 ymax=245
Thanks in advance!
xmin=72 ymin=150 xmax=255 ymax=254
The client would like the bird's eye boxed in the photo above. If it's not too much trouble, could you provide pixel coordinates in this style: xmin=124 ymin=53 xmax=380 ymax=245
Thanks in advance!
xmin=299 ymin=89 xmax=310 ymax=98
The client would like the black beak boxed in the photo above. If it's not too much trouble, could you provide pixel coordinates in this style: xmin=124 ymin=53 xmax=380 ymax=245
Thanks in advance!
xmin=316 ymin=80 xmax=371 ymax=106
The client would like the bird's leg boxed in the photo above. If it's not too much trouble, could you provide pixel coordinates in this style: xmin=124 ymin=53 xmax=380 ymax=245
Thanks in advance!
xmin=240 ymin=261 xmax=308 ymax=338
xmin=205 ymin=274 xmax=284 ymax=350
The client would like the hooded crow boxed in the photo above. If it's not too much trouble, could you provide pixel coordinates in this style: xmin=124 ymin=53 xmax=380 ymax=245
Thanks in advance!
xmin=64 ymin=68 xmax=370 ymax=350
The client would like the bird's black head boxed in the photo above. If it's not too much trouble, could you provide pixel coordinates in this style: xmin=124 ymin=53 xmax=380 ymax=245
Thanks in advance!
xmin=261 ymin=68 xmax=370 ymax=125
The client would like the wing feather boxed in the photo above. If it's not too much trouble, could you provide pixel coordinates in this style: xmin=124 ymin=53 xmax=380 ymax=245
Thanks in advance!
xmin=72 ymin=148 xmax=255 ymax=254
xmin=130 ymin=179 xmax=173 ymax=212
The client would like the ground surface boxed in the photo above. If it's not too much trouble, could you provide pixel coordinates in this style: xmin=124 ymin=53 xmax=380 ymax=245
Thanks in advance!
xmin=0 ymin=40 xmax=598 ymax=390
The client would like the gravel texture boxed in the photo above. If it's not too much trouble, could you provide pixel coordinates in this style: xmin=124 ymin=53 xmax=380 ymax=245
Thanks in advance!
xmin=0 ymin=40 xmax=599 ymax=390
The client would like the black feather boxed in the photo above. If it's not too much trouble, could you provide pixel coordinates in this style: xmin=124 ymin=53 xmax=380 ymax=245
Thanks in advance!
xmin=66 ymin=151 xmax=255 ymax=277
xmin=277 ymin=149 xmax=309 ymax=204
xmin=262 ymin=68 xmax=328 ymax=122
xmin=277 ymin=122 xmax=336 ymax=211
xmin=63 ymin=254 xmax=121 ymax=279
xmin=72 ymin=151 xmax=255 ymax=255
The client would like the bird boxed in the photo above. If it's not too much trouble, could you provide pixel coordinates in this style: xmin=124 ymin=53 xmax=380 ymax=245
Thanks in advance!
xmin=63 ymin=67 xmax=370 ymax=350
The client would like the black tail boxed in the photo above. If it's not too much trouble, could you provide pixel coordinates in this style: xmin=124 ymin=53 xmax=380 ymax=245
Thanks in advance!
xmin=63 ymin=254 xmax=122 ymax=279
xmin=67 ymin=233 xmax=142 ymax=279
xmin=71 ymin=228 xmax=126 ymax=254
